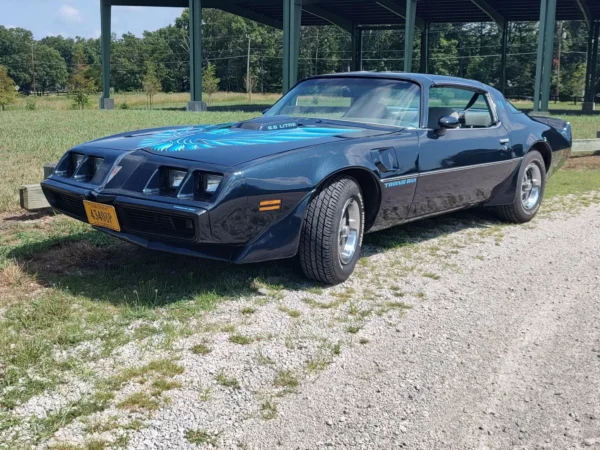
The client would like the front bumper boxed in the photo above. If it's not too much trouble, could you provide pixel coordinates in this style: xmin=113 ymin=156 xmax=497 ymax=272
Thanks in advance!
xmin=40 ymin=178 xmax=308 ymax=264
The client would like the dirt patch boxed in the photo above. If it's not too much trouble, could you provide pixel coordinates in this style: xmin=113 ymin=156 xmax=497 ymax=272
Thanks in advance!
xmin=26 ymin=239 xmax=137 ymax=275
xmin=563 ymin=154 xmax=600 ymax=170
xmin=0 ymin=262 xmax=47 ymax=309
xmin=0 ymin=210 xmax=56 ymax=242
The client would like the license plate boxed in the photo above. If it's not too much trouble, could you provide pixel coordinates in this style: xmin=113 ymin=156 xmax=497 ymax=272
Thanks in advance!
xmin=83 ymin=200 xmax=121 ymax=232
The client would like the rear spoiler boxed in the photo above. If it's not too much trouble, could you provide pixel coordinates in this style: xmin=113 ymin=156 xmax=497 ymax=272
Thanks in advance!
xmin=529 ymin=115 xmax=572 ymax=144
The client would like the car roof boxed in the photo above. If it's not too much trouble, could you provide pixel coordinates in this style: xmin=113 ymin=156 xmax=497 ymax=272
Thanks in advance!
xmin=306 ymin=71 xmax=490 ymax=91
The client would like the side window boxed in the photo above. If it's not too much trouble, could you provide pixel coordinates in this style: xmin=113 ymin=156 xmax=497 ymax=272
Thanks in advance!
xmin=428 ymin=86 xmax=495 ymax=129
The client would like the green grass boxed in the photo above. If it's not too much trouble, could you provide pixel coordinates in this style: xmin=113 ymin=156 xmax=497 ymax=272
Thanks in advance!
xmin=215 ymin=371 xmax=240 ymax=389
xmin=7 ymin=91 xmax=279 ymax=112
xmin=278 ymin=305 xmax=302 ymax=318
xmin=185 ymin=428 xmax=218 ymax=446
xmin=191 ymin=343 xmax=212 ymax=355
xmin=109 ymin=359 xmax=184 ymax=387
xmin=229 ymin=334 xmax=253 ymax=345
xmin=346 ymin=325 xmax=362 ymax=334
xmin=260 ymin=400 xmax=278 ymax=419
xmin=117 ymin=392 xmax=160 ymax=412
xmin=36 ymin=392 xmax=115 ymax=440
xmin=240 ymin=306 xmax=256 ymax=315
xmin=545 ymin=167 xmax=600 ymax=197
xmin=273 ymin=370 xmax=299 ymax=390
xmin=151 ymin=378 xmax=182 ymax=396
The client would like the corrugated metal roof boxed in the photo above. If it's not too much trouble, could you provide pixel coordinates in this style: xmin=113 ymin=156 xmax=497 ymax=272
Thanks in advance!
xmin=110 ymin=0 xmax=597 ymax=25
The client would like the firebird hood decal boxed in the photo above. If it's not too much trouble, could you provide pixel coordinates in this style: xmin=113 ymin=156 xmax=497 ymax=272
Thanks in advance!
xmin=80 ymin=122 xmax=374 ymax=166
xmin=139 ymin=125 xmax=361 ymax=152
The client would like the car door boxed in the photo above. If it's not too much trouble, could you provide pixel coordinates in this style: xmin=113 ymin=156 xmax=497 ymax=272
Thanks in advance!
xmin=408 ymin=85 xmax=513 ymax=219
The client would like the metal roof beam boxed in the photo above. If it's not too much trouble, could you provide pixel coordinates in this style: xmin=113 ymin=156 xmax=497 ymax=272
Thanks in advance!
xmin=211 ymin=3 xmax=283 ymax=29
xmin=374 ymin=0 xmax=424 ymax=31
xmin=303 ymin=5 xmax=353 ymax=33
xmin=574 ymin=0 xmax=592 ymax=25
xmin=468 ymin=0 xmax=505 ymax=27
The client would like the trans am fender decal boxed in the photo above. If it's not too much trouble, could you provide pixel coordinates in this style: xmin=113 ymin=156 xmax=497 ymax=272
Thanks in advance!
xmin=140 ymin=125 xmax=361 ymax=152
xmin=383 ymin=175 xmax=418 ymax=189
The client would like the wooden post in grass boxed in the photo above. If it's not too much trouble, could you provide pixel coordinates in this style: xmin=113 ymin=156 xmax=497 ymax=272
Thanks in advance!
xmin=572 ymin=140 xmax=600 ymax=153
xmin=19 ymin=185 xmax=49 ymax=210
xmin=44 ymin=162 xmax=56 ymax=179
xmin=19 ymin=162 xmax=56 ymax=210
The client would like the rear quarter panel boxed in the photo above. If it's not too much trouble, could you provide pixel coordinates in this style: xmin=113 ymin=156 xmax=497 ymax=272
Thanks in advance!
xmin=490 ymin=89 xmax=571 ymax=178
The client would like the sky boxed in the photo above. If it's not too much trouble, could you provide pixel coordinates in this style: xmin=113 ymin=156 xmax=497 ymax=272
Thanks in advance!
xmin=2 ymin=0 xmax=184 ymax=39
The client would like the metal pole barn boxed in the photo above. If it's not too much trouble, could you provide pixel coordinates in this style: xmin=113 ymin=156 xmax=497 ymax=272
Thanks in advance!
xmin=419 ymin=22 xmax=430 ymax=73
xmin=283 ymin=0 xmax=302 ymax=92
xmin=500 ymin=21 xmax=508 ymax=94
xmin=351 ymin=25 xmax=363 ymax=71
xmin=187 ymin=0 xmax=207 ymax=111
xmin=540 ymin=0 xmax=557 ymax=112
xmin=100 ymin=0 xmax=113 ymax=109
xmin=533 ymin=0 xmax=548 ymax=112
xmin=403 ymin=0 xmax=417 ymax=72
xmin=583 ymin=20 xmax=599 ymax=111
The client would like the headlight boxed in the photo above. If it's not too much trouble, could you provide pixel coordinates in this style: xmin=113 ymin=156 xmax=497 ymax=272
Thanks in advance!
xmin=204 ymin=174 xmax=223 ymax=194
xmin=168 ymin=169 xmax=187 ymax=189
xmin=71 ymin=153 xmax=85 ymax=171
xmin=90 ymin=157 xmax=104 ymax=175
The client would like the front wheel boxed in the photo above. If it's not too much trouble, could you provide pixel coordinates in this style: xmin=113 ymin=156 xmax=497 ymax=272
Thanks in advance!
xmin=492 ymin=150 xmax=546 ymax=223
xmin=299 ymin=176 xmax=364 ymax=284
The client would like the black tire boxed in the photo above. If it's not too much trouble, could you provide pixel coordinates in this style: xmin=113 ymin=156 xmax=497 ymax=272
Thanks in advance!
xmin=299 ymin=176 xmax=364 ymax=284
xmin=492 ymin=150 xmax=546 ymax=223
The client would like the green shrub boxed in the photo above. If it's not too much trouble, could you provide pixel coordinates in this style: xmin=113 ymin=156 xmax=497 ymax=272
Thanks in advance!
xmin=25 ymin=98 xmax=36 ymax=111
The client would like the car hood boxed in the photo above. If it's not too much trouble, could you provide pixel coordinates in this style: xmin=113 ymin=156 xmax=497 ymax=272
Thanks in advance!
xmin=80 ymin=117 xmax=391 ymax=166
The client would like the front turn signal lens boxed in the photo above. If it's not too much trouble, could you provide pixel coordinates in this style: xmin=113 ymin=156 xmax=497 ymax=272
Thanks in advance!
xmin=259 ymin=199 xmax=281 ymax=212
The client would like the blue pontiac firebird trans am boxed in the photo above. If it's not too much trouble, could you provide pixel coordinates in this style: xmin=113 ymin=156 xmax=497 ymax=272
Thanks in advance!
xmin=42 ymin=72 xmax=571 ymax=284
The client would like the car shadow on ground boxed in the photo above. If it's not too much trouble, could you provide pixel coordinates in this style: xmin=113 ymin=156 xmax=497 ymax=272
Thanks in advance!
xmin=8 ymin=209 xmax=503 ymax=309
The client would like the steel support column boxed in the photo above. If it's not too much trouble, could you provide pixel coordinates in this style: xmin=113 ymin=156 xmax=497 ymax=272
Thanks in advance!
xmin=188 ymin=0 xmax=204 ymax=105
xmin=351 ymin=25 xmax=363 ymax=71
xmin=500 ymin=21 xmax=508 ymax=94
xmin=540 ymin=0 xmax=557 ymax=112
xmin=404 ymin=0 xmax=417 ymax=72
xmin=99 ymin=0 xmax=112 ymax=109
xmin=583 ymin=21 xmax=599 ymax=111
xmin=419 ymin=22 xmax=430 ymax=73
xmin=533 ymin=0 xmax=548 ymax=112
xmin=283 ymin=0 xmax=302 ymax=93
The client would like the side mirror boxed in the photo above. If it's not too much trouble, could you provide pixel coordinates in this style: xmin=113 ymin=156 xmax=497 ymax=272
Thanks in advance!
xmin=436 ymin=115 xmax=460 ymax=135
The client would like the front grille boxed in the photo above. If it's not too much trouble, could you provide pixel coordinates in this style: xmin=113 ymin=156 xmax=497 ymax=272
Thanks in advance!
xmin=50 ymin=190 xmax=87 ymax=220
xmin=119 ymin=206 xmax=196 ymax=241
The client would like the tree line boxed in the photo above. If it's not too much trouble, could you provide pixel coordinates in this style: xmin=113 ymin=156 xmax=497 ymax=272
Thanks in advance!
xmin=0 ymin=8 xmax=595 ymax=104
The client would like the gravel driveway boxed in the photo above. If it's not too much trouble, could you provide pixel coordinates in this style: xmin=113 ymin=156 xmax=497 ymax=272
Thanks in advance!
xmin=5 ymin=199 xmax=599 ymax=450
xmin=135 ymin=201 xmax=599 ymax=450
xmin=235 ymin=203 xmax=600 ymax=450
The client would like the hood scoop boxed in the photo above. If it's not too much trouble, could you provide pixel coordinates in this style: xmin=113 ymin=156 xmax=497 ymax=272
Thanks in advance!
xmin=235 ymin=116 xmax=298 ymax=132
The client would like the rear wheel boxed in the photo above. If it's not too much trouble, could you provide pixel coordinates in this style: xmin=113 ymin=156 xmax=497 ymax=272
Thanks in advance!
xmin=492 ymin=150 xmax=546 ymax=223
xmin=299 ymin=176 xmax=364 ymax=284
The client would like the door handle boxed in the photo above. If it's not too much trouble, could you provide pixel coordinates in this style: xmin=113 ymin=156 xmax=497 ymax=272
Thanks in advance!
xmin=499 ymin=138 xmax=510 ymax=145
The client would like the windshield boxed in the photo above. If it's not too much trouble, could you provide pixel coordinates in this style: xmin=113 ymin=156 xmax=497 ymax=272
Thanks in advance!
xmin=265 ymin=77 xmax=421 ymax=128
